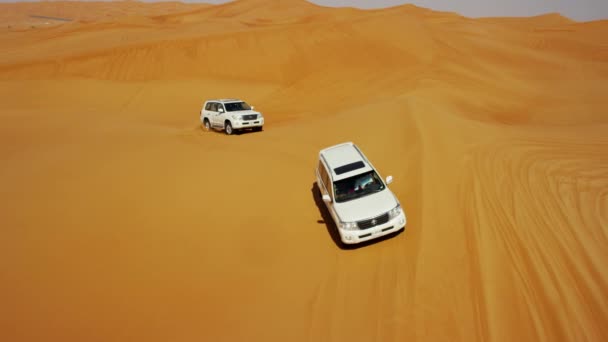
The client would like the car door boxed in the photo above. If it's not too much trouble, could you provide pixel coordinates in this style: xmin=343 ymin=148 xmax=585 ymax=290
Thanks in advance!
xmin=216 ymin=103 xmax=226 ymax=128
xmin=208 ymin=102 xmax=219 ymax=127
xmin=318 ymin=160 xmax=340 ymax=224
xmin=202 ymin=102 xmax=211 ymax=123
xmin=325 ymin=170 xmax=340 ymax=225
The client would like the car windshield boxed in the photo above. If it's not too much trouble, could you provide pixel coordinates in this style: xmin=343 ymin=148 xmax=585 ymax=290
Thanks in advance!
xmin=333 ymin=170 xmax=385 ymax=203
xmin=224 ymin=102 xmax=251 ymax=112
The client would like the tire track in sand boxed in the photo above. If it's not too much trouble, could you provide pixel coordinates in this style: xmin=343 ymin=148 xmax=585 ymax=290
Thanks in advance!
xmin=460 ymin=133 xmax=608 ymax=341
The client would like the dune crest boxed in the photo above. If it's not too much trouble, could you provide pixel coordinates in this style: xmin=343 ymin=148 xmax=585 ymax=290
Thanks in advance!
xmin=0 ymin=1 xmax=208 ymax=29
xmin=1 ymin=2 xmax=607 ymax=342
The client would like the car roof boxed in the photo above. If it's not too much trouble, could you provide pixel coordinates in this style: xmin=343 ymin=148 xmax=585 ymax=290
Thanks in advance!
xmin=320 ymin=142 xmax=373 ymax=181
xmin=207 ymin=98 xmax=243 ymax=103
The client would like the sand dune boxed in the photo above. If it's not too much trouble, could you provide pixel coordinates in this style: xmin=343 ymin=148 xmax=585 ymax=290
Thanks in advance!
xmin=1 ymin=1 xmax=607 ymax=341
xmin=0 ymin=1 xmax=207 ymax=29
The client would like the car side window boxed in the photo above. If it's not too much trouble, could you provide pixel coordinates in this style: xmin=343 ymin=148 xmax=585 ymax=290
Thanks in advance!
xmin=210 ymin=103 xmax=217 ymax=111
xmin=205 ymin=102 xmax=212 ymax=110
xmin=217 ymin=104 xmax=225 ymax=113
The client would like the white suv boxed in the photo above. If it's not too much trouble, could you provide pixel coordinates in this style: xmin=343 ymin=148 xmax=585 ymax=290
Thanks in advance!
xmin=316 ymin=142 xmax=406 ymax=245
xmin=200 ymin=98 xmax=264 ymax=135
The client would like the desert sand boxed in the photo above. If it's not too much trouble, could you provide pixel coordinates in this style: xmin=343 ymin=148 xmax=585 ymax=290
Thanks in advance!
xmin=1 ymin=0 xmax=607 ymax=341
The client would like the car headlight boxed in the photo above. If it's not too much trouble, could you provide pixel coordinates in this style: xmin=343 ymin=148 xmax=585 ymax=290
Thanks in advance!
xmin=339 ymin=221 xmax=358 ymax=231
xmin=231 ymin=115 xmax=242 ymax=121
xmin=388 ymin=203 xmax=402 ymax=219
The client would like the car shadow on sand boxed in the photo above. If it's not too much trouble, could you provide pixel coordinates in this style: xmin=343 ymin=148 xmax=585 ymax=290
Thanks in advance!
xmin=311 ymin=182 xmax=403 ymax=250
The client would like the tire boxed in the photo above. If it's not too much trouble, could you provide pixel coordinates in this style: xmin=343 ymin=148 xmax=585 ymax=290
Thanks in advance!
xmin=203 ymin=119 xmax=210 ymax=131
xmin=254 ymin=126 xmax=263 ymax=132
xmin=225 ymin=121 xmax=233 ymax=135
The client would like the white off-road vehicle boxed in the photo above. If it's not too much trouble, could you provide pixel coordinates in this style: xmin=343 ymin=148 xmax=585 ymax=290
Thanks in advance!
xmin=200 ymin=99 xmax=264 ymax=135
xmin=316 ymin=142 xmax=406 ymax=245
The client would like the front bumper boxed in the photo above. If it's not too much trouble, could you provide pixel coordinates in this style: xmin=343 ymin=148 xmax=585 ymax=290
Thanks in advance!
xmin=232 ymin=118 xmax=264 ymax=129
xmin=338 ymin=212 xmax=406 ymax=244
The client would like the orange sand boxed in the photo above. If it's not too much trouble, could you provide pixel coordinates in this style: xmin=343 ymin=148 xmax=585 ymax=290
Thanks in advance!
xmin=1 ymin=1 xmax=607 ymax=341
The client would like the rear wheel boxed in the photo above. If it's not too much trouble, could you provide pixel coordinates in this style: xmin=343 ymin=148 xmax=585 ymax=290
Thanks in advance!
xmin=203 ymin=119 xmax=210 ymax=131
xmin=225 ymin=121 xmax=233 ymax=135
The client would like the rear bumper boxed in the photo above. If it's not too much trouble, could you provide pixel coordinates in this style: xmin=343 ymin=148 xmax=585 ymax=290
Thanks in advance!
xmin=339 ymin=212 xmax=406 ymax=244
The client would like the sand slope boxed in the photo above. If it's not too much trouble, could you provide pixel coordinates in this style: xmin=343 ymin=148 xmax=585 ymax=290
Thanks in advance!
xmin=1 ymin=1 xmax=607 ymax=341
xmin=0 ymin=1 xmax=208 ymax=29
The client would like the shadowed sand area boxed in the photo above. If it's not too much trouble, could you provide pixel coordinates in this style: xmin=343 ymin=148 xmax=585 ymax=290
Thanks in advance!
xmin=1 ymin=1 xmax=607 ymax=341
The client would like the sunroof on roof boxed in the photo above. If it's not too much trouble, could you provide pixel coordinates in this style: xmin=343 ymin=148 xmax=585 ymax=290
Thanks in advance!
xmin=334 ymin=161 xmax=365 ymax=175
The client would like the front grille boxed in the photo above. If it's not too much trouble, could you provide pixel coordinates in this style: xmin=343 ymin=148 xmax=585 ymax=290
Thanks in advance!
xmin=242 ymin=114 xmax=257 ymax=121
xmin=357 ymin=212 xmax=390 ymax=230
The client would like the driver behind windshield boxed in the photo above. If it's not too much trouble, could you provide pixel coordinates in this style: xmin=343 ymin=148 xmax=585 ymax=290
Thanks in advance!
xmin=224 ymin=102 xmax=251 ymax=112
xmin=334 ymin=171 xmax=384 ymax=202
xmin=354 ymin=174 xmax=374 ymax=191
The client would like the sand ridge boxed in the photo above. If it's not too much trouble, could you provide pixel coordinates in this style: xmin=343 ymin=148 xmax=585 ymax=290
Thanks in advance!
xmin=1 ymin=1 xmax=607 ymax=341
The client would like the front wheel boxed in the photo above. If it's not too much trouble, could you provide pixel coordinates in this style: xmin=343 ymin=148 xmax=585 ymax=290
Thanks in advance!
xmin=203 ymin=119 xmax=210 ymax=131
xmin=225 ymin=121 xmax=233 ymax=135
xmin=253 ymin=126 xmax=263 ymax=132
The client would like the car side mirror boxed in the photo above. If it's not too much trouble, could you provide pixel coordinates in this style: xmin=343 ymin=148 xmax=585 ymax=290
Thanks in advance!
xmin=322 ymin=194 xmax=331 ymax=203
xmin=218 ymin=108 xmax=224 ymax=113
xmin=386 ymin=175 xmax=393 ymax=185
